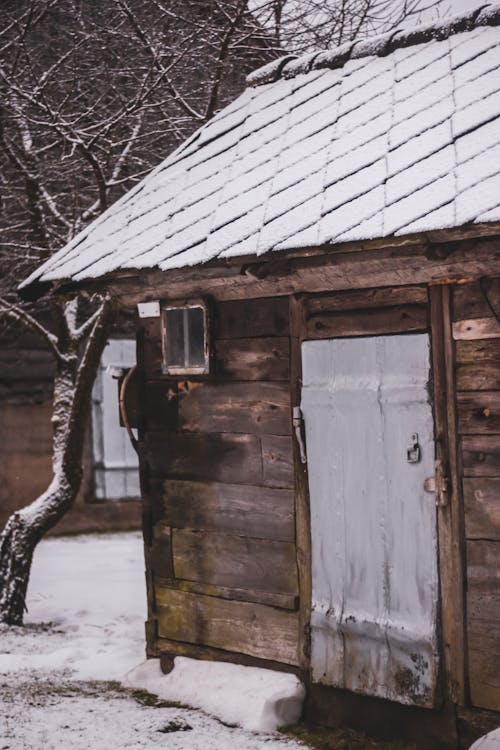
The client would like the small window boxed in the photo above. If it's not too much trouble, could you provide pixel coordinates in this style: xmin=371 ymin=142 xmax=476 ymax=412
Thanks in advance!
xmin=161 ymin=300 xmax=209 ymax=375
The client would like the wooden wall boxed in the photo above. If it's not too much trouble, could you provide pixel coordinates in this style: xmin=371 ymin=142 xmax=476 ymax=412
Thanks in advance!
xmin=137 ymin=296 xmax=303 ymax=669
xmin=453 ymin=280 xmax=500 ymax=713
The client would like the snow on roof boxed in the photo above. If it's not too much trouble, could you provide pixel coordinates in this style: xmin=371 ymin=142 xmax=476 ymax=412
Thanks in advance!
xmin=21 ymin=2 xmax=500 ymax=293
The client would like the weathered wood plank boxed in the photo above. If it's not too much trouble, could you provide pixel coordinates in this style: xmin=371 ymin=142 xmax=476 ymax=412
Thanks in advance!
xmin=456 ymin=340 xmax=500 ymax=391
xmin=306 ymin=285 xmax=428 ymax=314
xmin=216 ymin=297 xmax=289 ymax=339
xmin=462 ymin=436 xmax=500 ymax=477
xmin=305 ymin=303 xmax=428 ymax=340
xmin=214 ymin=337 xmax=290 ymax=381
xmin=453 ymin=317 xmax=500 ymax=341
xmin=156 ymin=576 xmax=298 ymax=610
xmin=109 ymin=237 xmax=500 ymax=305
xmin=453 ymin=282 xmax=493 ymax=322
xmin=138 ymin=315 xmax=163 ymax=377
xmin=155 ymin=586 xmax=301 ymax=665
xmin=290 ymin=293 xmax=312 ymax=671
xmin=157 ymin=479 xmax=295 ymax=541
xmin=457 ymin=391 xmax=500 ymax=434
xmin=464 ymin=478 xmax=500 ymax=540
xmin=145 ymin=431 xmax=263 ymax=485
xmin=147 ymin=524 xmax=174 ymax=580
xmin=429 ymin=285 xmax=466 ymax=705
xmin=262 ymin=435 xmax=294 ymax=488
xmin=177 ymin=381 xmax=291 ymax=436
xmin=172 ymin=529 xmax=298 ymax=595
xmin=467 ymin=540 xmax=500 ymax=711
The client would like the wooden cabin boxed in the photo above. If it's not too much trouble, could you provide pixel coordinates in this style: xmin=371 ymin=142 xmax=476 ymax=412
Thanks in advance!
xmin=21 ymin=5 xmax=500 ymax=748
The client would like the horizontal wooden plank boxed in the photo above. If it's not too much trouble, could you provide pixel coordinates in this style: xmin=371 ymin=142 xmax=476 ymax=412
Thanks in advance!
xmin=145 ymin=431 xmax=263 ymax=485
xmin=458 ymin=391 xmax=500 ymax=435
xmin=453 ymin=317 xmax=500 ymax=341
xmin=214 ymin=337 xmax=290 ymax=381
xmin=177 ymin=381 xmax=291 ymax=436
xmin=172 ymin=529 xmax=298 ymax=595
xmin=156 ymin=576 xmax=298 ymax=610
xmin=306 ymin=285 xmax=428 ymax=314
xmin=467 ymin=540 xmax=500 ymax=711
xmin=304 ymin=304 xmax=428 ymax=340
xmin=462 ymin=436 xmax=500 ymax=477
xmin=216 ymin=297 xmax=289 ymax=339
xmin=156 ymin=586 xmax=301 ymax=665
xmin=157 ymin=479 xmax=295 ymax=541
xmin=464 ymin=478 xmax=500 ymax=540
xmin=456 ymin=340 xmax=500 ymax=391
xmin=262 ymin=435 xmax=294 ymax=488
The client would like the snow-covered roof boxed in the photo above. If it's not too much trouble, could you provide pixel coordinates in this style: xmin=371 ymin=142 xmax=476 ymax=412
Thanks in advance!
xmin=21 ymin=3 xmax=500 ymax=294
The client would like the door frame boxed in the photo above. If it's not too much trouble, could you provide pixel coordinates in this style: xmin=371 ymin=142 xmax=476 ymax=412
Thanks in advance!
xmin=289 ymin=285 xmax=466 ymax=705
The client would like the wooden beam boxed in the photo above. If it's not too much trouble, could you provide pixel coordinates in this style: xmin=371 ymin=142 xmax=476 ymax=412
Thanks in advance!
xmin=429 ymin=285 xmax=466 ymax=705
xmin=289 ymin=294 xmax=312 ymax=673
xmin=453 ymin=317 xmax=500 ymax=341
xmin=155 ymin=576 xmax=298 ymax=611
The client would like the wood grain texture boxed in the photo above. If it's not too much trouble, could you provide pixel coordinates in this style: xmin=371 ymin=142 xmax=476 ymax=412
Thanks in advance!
xmin=216 ymin=297 xmax=289 ymax=338
xmin=155 ymin=585 xmax=301 ymax=665
xmin=156 ymin=576 xmax=298 ymax=610
xmin=305 ymin=285 xmax=428 ymax=314
xmin=262 ymin=435 xmax=294 ymax=488
xmin=453 ymin=317 xmax=500 ymax=341
xmin=157 ymin=478 xmax=295 ymax=541
xmin=172 ymin=529 xmax=298 ymax=595
xmin=467 ymin=540 xmax=500 ymax=711
xmin=456 ymin=340 xmax=500 ymax=391
xmin=464 ymin=478 xmax=500 ymax=540
xmin=177 ymin=381 xmax=291 ymax=436
xmin=304 ymin=304 xmax=428 ymax=340
xmin=214 ymin=337 xmax=289 ymax=381
xmin=462 ymin=436 xmax=500 ymax=477
xmin=457 ymin=391 xmax=500 ymax=434
xmin=145 ymin=431 xmax=263 ymax=484
xmin=453 ymin=281 xmax=495 ymax=323
xmin=429 ymin=285 xmax=466 ymax=705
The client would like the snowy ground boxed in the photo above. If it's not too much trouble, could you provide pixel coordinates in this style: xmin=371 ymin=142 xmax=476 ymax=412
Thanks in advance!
xmin=0 ymin=532 xmax=305 ymax=750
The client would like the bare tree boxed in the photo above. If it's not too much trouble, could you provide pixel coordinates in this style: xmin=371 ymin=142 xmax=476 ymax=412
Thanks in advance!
xmin=0 ymin=0 xmax=273 ymax=625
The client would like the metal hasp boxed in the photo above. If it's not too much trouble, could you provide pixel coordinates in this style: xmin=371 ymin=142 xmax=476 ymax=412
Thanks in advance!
xmin=301 ymin=333 xmax=439 ymax=708
xmin=407 ymin=432 xmax=421 ymax=463
xmin=292 ymin=406 xmax=307 ymax=464
xmin=424 ymin=458 xmax=449 ymax=507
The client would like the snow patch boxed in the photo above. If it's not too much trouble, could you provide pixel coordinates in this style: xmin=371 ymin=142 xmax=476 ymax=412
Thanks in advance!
xmin=123 ymin=657 xmax=305 ymax=733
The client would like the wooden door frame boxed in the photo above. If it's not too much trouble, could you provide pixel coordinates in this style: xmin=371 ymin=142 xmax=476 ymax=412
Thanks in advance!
xmin=290 ymin=285 xmax=466 ymax=704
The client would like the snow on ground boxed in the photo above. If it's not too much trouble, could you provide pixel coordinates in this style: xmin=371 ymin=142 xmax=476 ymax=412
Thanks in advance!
xmin=0 ymin=532 xmax=305 ymax=750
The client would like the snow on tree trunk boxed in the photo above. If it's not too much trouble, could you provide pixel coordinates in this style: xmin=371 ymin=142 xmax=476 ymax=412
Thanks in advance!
xmin=0 ymin=296 xmax=113 ymax=625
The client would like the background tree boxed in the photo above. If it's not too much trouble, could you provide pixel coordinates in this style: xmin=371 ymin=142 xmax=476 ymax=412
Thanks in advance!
xmin=0 ymin=0 xmax=441 ymax=625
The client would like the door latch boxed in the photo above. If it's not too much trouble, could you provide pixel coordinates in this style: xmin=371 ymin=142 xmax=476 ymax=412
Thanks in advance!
xmin=293 ymin=406 xmax=307 ymax=464
xmin=407 ymin=433 xmax=421 ymax=463
xmin=424 ymin=458 xmax=449 ymax=506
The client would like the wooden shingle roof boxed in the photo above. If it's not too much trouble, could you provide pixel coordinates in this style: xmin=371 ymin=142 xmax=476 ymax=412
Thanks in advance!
xmin=21 ymin=2 xmax=500 ymax=295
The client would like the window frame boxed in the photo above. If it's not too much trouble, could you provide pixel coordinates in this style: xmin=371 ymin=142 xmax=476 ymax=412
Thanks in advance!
xmin=160 ymin=298 xmax=210 ymax=376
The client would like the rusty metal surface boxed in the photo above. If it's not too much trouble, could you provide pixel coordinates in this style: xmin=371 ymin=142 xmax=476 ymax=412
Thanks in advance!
xmin=301 ymin=333 xmax=439 ymax=707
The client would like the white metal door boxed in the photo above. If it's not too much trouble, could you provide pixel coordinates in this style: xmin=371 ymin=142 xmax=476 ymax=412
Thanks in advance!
xmin=301 ymin=334 xmax=439 ymax=707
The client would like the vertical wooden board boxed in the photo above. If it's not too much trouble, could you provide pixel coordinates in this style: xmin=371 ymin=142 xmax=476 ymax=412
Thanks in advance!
xmin=172 ymin=529 xmax=299 ymax=594
xmin=456 ymin=340 xmax=500 ymax=391
xmin=216 ymin=297 xmax=289 ymax=339
xmin=159 ymin=479 xmax=295 ymax=541
xmin=148 ymin=524 xmax=174 ymax=580
xmin=177 ymin=381 xmax=291 ymax=436
xmin=457 ymin=391 xmax=500 ymax=434
xmin=467 ymin=540 xmax=500 ymax=711
xmin=146 ymin=431 xmax=263 ymax=485
xmin=214 ymin=337 xmax=290 ymax=381
xmin=262 ymin=435 xmax=294 ymax=488
xmin=138 ymin=316 xmax=163 ymax=377
xmin=462 ymin=436 xmax=500 ymax=477
xmin=155 ymin=585 xmax=301 ymax=665
xmin=464 ymin=478 xmax=500 ymax=540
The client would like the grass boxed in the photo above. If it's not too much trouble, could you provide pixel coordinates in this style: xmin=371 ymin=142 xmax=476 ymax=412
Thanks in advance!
xmin=281 ymin=723 xmax=415 ymax=750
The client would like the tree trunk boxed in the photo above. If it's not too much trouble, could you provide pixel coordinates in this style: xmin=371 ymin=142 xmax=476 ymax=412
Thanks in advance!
xmin=0 ymin=475 xmax=77 ymax=625
xmin=0 ymin=297 xmax=112 ymax=625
